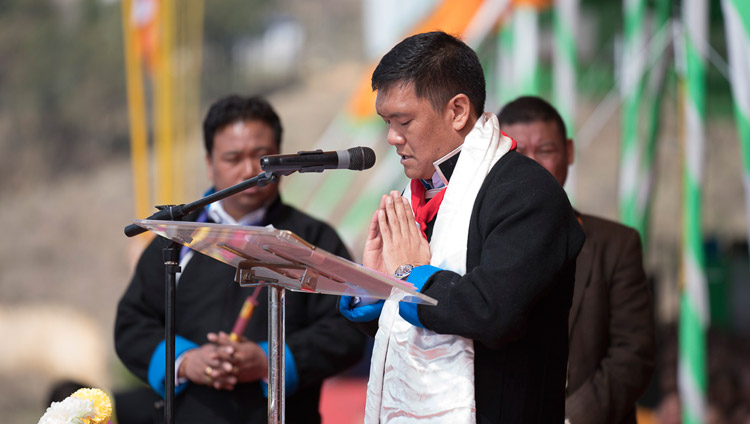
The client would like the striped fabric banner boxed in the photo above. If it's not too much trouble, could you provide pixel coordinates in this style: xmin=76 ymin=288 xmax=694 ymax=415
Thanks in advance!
xmin=553 ymin=0 xmax=579 ymax=200
xmin=721 ymin=0 xmax=750 ymax=260
xmin=513 ymin=5 xmax=541 ymax=96
xmin=618 ymin=0 xmax=647 ymax=231
xmin=678 ymin=0 xmax=709 ymax=422
xmin=122 ymin=0 xmax=151 ymax=221
xmin=636 ymin=0 xmax=672 ymax=246
xmin=495 ymin=22 xmax=516 ymax=107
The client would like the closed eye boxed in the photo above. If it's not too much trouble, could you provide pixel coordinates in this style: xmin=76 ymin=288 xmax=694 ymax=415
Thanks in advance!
xmin=538 ymin=148 xmax=559 ymax=155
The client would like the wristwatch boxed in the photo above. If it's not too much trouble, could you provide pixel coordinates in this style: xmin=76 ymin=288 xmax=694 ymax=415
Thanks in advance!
xmin=393 ymin=264 xmax=414 ymax=280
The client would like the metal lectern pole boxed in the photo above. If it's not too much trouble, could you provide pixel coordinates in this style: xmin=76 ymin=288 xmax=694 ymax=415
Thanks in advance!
xmin=268 ymin=285 xmax=286 ymax=424
xmin=162 ymin=240 xmax=180 ymax=424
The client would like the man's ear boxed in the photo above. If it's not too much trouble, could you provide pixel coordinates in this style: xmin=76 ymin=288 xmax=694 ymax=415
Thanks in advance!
xmin=446 ymin=93 xmax=471 ymax=131
xmin=566 ymin=138 xmax=575 ymax=166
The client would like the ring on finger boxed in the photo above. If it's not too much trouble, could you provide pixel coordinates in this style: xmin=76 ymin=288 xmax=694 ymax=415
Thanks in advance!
xmin=205 ymin=366 xmax=213 ymax=376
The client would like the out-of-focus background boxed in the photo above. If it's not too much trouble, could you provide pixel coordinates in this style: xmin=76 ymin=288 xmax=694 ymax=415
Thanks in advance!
xmin=1 ymin=0 xmax=749 ymax=422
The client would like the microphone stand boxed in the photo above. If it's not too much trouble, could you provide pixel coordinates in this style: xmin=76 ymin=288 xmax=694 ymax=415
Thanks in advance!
xmin=123 ymin=170 xmax=288 ymax=424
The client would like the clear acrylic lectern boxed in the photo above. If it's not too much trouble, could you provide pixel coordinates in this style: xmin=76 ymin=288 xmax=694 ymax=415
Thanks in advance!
xmin=133 ymin=219 xmax=437 ymax=424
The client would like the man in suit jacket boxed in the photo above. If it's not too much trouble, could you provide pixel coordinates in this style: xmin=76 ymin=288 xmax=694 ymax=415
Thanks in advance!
xmin=498 ymin=95 xmax=656 ymax=424
xmin=340 ymin=31 xmax=585 ymax=423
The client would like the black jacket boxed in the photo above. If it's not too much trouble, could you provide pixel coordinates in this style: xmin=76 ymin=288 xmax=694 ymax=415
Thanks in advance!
xmin=360 ymin=151 xmax=585 ymax=423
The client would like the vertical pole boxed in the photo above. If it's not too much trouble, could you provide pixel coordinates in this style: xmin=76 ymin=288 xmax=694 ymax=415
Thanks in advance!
xmin=268 ymin=286 xmax=286 ymax=424
xmin=154 ymin=0 xmax=175 ymax=205
xmin=163 ymin=242 xmax=180 ymax=424
xmin=121 ymin=0 xmax=151 ymax=221
xmin=172 ymin=0 xmax=185 ymax=203
xmin=677 ymin=0 xmax=709 ymax=421
xmin=619 ymin=0 xmax=647 ymax=232
xmin=637 ymin=0 xmax=672 ymax=248
xmin=185 ymin=0 xmax=205 ymax=199
xmin=495 ymin=18 xmax=515 ymax=107
xmin=553 ymin=0 xmax=579 ymax=200
xmin=721 ymin=0 xmax=750 ymax=264
xmin=513 ymin=5 xmax=540 ymax=96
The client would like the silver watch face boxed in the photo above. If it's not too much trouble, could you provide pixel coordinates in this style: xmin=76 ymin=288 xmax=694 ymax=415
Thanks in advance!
xmin=394 ymin=264 xmax=414 ymax=279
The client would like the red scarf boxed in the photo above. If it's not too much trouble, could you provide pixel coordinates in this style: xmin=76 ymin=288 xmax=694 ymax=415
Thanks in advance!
xmin=410 ymin=179 xmax=446 ymax=240
xmin=407 ymin=132 xmax=515 ymax=240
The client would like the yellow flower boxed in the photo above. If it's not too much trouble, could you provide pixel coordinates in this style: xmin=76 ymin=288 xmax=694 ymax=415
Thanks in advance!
xmin=71 ymin=388 xmax=112 ymax=424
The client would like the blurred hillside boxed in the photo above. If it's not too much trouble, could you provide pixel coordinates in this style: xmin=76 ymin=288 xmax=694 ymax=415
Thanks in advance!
xmin=0 ymin=0 xmax=748 ymax=422
xmin=0 ymin=0 xmax=363 ymax=195
xmin=0 ymin=0 xmax=365 ymax=421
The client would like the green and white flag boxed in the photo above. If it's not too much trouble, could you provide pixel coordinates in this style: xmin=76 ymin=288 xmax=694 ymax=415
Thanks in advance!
xmin=513 ymin=5 xmax=540 ymax=96
xmin=677 ymin=0 xmax=709 ymax=422
xmin=554 ymin=0 xmax=579 ymax=200
xmin=721 ymin=0 xmax=750 ymax=258
xmin=637 ymin=0 xmax=671 ymax=246
xmin=619 ymin=0 xmax=647 ymax=232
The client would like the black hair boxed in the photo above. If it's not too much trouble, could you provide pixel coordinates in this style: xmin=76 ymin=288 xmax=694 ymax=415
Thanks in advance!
xmin=372 ymin=31 xmax=486 ymax=116
xmin=202 ymin=95 xmax=283 ymax=155
xmin=496 ymin=96 xmax=568 ymax=140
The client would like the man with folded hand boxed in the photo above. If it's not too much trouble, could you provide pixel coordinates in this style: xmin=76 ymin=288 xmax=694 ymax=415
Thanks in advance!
xmin=115 ymin=95 xmax=366 ymax=424
xmin=339 ymin=31 xmax=585 ymax=423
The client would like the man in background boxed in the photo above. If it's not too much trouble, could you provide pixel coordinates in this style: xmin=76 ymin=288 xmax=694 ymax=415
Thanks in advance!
xmin=498 ymin=95 xmax=656 ymax=424
xmin=115 ymin=94 xmax=366 ymax=423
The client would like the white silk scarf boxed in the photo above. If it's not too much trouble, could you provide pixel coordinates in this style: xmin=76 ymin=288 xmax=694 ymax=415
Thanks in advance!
xmin=365 ymin=113 xmax=515 ymax=423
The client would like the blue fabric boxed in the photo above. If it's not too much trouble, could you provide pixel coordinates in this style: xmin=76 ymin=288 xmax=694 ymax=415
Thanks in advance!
xmin=398 ymin=265 xmax=441 ymax=328
xmin=148 ymin=336 xmax=199 ymax=397
xmin=339 ymin=295 xmax=384 ymax=322
xmin=258 ymin=342 xmax=299 ymax=397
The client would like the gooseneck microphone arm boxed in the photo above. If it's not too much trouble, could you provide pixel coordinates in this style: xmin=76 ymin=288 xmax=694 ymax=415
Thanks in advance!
xmin=123 ymin=170 xmax=289 ymax=237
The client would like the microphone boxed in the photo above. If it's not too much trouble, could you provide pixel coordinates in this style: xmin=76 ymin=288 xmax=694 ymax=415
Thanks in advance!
xmin=260 ymin=146 xmax=376 ymax=173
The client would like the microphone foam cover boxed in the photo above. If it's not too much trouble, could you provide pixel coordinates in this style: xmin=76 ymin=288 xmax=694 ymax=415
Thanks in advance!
xmin=348 ymin=146 xmax=376 ymax=170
